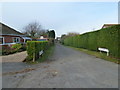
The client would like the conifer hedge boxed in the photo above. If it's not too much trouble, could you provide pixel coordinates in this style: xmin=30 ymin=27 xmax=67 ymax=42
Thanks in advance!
xmin=26 ymin=41 xmax=48 ymax=61
xmin=64 ymin=25 xmax=120 ymax=59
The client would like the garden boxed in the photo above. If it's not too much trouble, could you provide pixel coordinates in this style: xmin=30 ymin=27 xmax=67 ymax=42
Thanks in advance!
xmin=1 ymin=43 xmax=26 ymax=55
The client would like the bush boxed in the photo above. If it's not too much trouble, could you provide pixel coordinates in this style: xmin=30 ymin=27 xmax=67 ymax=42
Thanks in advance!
xmin=2 ymin=46 xmax=16 ymax=55
xmin=48 ymin=38 xmax=55 ymax=46
xmin=11 ymin=43 xmax=22 ymax=52
xmin=2 ymin=44 xmax=25 ymax=55
xmin=64 ymin=25 xmax=120 ymax=59
xmin=26 ymin=41 xmax=48 ymax=61
xmin=21 ymin=44 xmax=27 ymax=51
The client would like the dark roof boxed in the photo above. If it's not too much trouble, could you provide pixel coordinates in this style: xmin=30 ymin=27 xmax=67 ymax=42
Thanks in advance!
xmin=102 ymin=24 xmax=120 ymax=28
xmin=0 ymin=22 xmax=24 ymax=35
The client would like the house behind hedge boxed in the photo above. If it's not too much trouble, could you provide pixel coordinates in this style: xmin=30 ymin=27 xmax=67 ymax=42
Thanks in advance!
xmin=0 ymin=22 xmax=32 ymax=47
xmin=102 ymin=24 xmax=119 ymax=29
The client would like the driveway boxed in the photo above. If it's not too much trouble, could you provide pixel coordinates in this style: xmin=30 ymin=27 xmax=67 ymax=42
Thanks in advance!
xmin=2 ymin=51 xmax=29 ymax=73
xmin=2 ymin=44 xmax=118 ymax=88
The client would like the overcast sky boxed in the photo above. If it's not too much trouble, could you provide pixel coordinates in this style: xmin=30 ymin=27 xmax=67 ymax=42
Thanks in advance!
xmin=1 ymin=2 xmax=118 ymax=37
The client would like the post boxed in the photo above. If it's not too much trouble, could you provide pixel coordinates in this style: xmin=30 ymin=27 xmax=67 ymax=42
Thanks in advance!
xmin=107 ymin=52 xmax=109 ymax=56
xmin=33 ymin=52 xmax=35 ymax=62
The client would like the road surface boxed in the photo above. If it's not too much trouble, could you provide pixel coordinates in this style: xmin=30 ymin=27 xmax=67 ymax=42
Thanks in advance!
xmin=2 ymin=44 xmax=118 ymax=88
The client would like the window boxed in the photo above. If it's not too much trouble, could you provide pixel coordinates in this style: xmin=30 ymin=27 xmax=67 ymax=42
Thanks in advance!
xmin=13 ymin=37 xmax=20 ymax=43
xmin=0 ymin=37 xmax=4 ymax=44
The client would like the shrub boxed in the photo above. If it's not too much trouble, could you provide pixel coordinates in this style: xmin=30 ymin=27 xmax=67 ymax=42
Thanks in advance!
xmin=11 ymin=43 xmax=22 ymax=52
xmin=2 ymin=43 xmax=26 ymax=55
xmin=26 ymin=41 xmax=48 ymax=61
xmin=48 ymin=38 xmax=55 ymax=46
xmin=21 ymin=44 xmax=27 ymax=51
xmin=2 ymin=45 xmax=16 ymax=55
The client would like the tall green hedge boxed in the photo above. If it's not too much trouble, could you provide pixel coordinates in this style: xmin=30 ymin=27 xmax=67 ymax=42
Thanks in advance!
xmin=27 ymin=41 xmax=48 ymax=61
xmin=87 ymin=30 xmax=99 ymax=51
xmin=98 ymin=25 xmax=119 ymax=58
xmin=64 ymin=25 xmax=120 ymax=59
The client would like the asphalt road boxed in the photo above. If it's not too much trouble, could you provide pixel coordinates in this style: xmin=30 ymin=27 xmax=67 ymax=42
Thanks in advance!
xmin=2 ymin=44 xmax=118 ymax=88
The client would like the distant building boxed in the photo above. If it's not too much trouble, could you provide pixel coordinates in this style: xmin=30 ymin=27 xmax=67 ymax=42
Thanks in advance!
xmin=36 ymin=36 xmax=48 ymax=41
xmin=102 ymin=24 xmax=119 ymax=29
xmin=0 ymin=22 xmax=32 ymax=46
xmin=56 ymin=37 xmax=61 ymax=41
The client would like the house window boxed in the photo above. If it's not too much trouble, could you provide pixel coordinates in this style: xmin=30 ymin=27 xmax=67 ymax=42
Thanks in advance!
xmin=0 ymin=37 xmax=4 ymax=44
xmin=13 ymin=37 xmax=20 ymax=43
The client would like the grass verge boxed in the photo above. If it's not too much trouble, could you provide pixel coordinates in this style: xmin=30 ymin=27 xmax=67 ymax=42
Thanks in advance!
xmin=66 ymin=46 xmax=119 ymax=64
xmin=38 ymin=45 xmax=55 ymax=63
xmin=25 ymin=45 xmax=55 ymax=64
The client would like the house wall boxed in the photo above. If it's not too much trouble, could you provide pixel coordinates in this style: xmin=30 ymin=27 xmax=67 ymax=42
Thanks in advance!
xmin=0 ymin=35 xmax=24 ymax=44
xmin=4 ymin=36 xmax=13 ymax=43
xmin=0 ymin=35 xmax=25 ymax=51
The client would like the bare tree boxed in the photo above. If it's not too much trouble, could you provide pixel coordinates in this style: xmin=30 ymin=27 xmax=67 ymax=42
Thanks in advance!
xmin=23 ymin=22 xmax=42 ymax=38
xmin=67 ymin=32 xmax=79 ymax=36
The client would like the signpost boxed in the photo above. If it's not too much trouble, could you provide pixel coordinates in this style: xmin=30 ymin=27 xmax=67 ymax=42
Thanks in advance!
xmin=39 ymin=50 xmax=43 ymax=56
